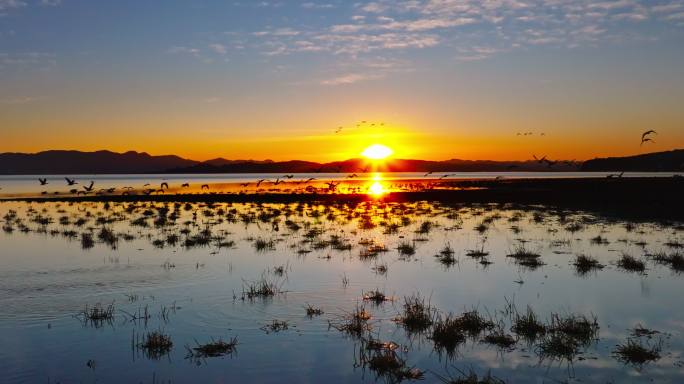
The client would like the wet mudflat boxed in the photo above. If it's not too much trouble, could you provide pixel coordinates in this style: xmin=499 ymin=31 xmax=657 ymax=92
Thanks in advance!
xmin=1 ymin=199 xmax=683 ymax=383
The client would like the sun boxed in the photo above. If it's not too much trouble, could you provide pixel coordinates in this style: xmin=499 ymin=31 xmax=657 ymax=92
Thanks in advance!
xmin=361 ymin=144 xmax=394 ymax=160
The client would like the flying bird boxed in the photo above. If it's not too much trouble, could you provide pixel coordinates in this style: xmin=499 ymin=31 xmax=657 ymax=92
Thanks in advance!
xmin=640 ymin=137 xmax=655 ymax=146
xmin=240 ymin=182 xmax=250 ymax=187
xmin=641 ymin=130 xmax=657 ymax=140
xmin=335 ymin=126 xmax=343 ymax=134
xmin=283 ymin=174 xmax=294 ymax=179
xmin=256 ymin=179 xmax=267 ymax=187
xmin=160 ymin=182 xmax=169 ymax=190
xmin=181 ymin=183 xmax=190 ymax=188
xmin=82 ymin=181 xmax=95 ymax=192
xmin=424 ymin=171 xmax=433 ymax=177
xmin=532 ymin=155 xmax=547 ymax=164
xmin=65 ymin=177 xmax=77 ymax=186
xmin=200 ymin=184 xmax=209 ymax=190
xmin=39 ymin=178 xmax=48 ymax=185
xmin=303 ymin=177 xmax=316 ymax=184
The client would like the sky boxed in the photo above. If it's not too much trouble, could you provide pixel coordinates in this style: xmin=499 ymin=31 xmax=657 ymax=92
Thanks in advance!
xmin=1 ymin=0 xmax=684 ymax=162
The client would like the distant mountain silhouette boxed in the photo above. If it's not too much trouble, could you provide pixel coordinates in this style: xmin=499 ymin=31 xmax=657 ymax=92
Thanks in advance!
xmin=1 ymin=149 xmax=681 ymax=175
xmin=0 ymin=150 xmax=198 ymax=174
xmin=166 ymin=157 xmax=579 ymax=173
xmin=581 ymin=149 xmax=684 ymax=172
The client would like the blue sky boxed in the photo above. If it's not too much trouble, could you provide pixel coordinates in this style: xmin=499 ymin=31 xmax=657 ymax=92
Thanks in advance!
xmin=1 ymin=0 xmax=684 ymax=160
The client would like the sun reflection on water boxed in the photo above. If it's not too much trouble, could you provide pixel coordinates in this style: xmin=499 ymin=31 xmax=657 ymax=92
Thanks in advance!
xmin=368 ymin=173 xmax=387 ymax=196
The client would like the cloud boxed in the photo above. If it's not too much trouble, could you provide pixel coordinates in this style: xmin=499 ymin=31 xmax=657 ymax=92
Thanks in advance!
xmin=320 ymin=73 xmax=379 ymax=85
xmin=0 ymin=0 xmax=26 ymax=11
xmin=0 ymin=96 xmax=39 ymax=104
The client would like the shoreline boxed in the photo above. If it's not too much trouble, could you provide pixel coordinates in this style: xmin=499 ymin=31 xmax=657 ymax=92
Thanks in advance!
xmin=3 ymin=177 xmax=683 ymax=220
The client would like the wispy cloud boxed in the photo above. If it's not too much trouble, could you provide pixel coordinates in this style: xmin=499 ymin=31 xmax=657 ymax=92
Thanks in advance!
xmin=169 ymin=1 xmax=684 ymax=83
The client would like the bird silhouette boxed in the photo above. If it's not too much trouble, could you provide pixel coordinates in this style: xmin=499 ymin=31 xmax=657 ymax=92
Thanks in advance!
xmin=283 ymin=174 xmax=294 ymax=179
xmin=65 ymin=177 xmax=77 ymax=186
xmin=424 ymin=171 xmax=433 ymax=177
xmin=325 ymin=181 xmax=340 ymax=191
xmin=39 ymin=178 xmax=48 ymax=185
xmin=303 ymin=177 xmax=316 ymax=184
xmin=200 ymin=184 xmax=209 ymax=190
xmin=181 ymin=183 xmax=190 ymax=188
xmin=347 ymin=173 xmax=358 ymax=179
xmin=641 ymin=130 xmax=657 ymax=140
xmin=273 ymin=178 xmax=283 ymax=185
xmin=335 ymin=127 xmax=343 ymax=134
xmin=240 ymin=182 xmax=250 ymax=187
xmin=82 ymin=181 xmax=95 ymax=192
xmin=256 ymin=179 xmax=267 ymax=187
xmin=160 ymin=182 xmax=169 ymax=190
xmin=640 ymin=137 xmax=655 ymax=146
xmin=533 ymin=155 xmax=547 ymax=164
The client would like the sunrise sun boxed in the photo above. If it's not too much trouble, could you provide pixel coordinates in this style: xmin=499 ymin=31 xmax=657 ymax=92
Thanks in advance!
xmin=361 ymin=144 xmax=393 ymax=160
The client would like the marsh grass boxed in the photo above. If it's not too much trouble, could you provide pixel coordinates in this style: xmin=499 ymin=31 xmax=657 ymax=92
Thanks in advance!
xmin=363 ymin=289 xmax=392 ymax=305
xmin=397 ymin=294 xmax=434 ymax=333
xmin=136 ymin=330 xmax=173 ymax=360
xmin=573 ymin=254 xmax=604 ymax=275
xmin=261 ymin=320 xmax=289 ymax=334
xmin=358 ymin=347 xmax=424 ymax=383
xmin=77 ymin=302 xmax=115 ymax=327
xmin=613 ymin=338 xmax=661 ymax=368
xmin=617 ymin=253 xmax=646 ymax=273
xmin=397 ymin=241 xmax=416 ymax=257
xmin=506 ymin=245 xmax=544 ymax=269
xmin=482 ymin=328 xmax=516 ymax=350
xmin=651 ymin=251 xmax=684 ymax=272
xmin=185 ymin=336 xmax=238 ymax=360
xmin=511 ymin=307 xmax=546 ymax=343
xmin=305 ymin=304 xmax=324 ymax=317
xmin=431 ymin=314 xmax=467 ymax=357
xmin=329 ymin=304 xmax=372 ymax=338
xmin=436 ymin=243 xmax=457 ymax=266
xmin=241 ymin=275 xmax=281 ymax=300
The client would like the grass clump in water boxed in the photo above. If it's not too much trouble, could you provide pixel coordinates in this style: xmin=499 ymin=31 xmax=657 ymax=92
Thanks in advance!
xmin=363 ymin=289 xmax=392 ymax=305
xmin=305 ymin=304 xmax=324 ymax=317
xmin=613 ymin=338 xmax=661 ymax=368
xmin=397 ymin=294 xmax=434 ymax=333
xmin=329 ymin=304 xmax=372 ymax=338
xmin=186 ymin=336 xmax=238 ymax=360
xmin=511 ymin=306 xmax=546 ymax=342
xmin=137 ymin=330 xmax=173 ymax=359
xmin=617 ymin=253 xmax=646 ymax=273
xmin=506 ymin=245 xmax=544 ymax=269
xmin=397 ymin=241 xmax=416 ymax=257
xmin=573 ymin=254 xmax=604 ymax=275
xmin=241 ymin=276 xmax=281 ymax=300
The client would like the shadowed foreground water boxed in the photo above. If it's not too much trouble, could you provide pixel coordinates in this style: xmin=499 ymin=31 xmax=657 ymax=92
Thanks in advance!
xmin=0 ymin=200 xmax=683 ymax=383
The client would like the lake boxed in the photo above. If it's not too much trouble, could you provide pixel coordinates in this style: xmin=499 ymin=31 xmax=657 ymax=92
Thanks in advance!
xmin=1 ymin=198 xmax=683 ymax=383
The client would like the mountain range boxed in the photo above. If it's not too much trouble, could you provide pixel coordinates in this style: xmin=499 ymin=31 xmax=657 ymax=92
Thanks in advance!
xmin=0 ymin=149 xmax=681 ymax=175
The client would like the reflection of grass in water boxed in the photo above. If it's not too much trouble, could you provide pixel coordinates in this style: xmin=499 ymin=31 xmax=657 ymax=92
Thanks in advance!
xmin=435 ymin=367 xmax=506 ymax=384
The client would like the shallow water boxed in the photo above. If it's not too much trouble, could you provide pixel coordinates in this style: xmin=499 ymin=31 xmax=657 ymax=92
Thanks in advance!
xmin=0 ymin=200 xmax=683 ymax=383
